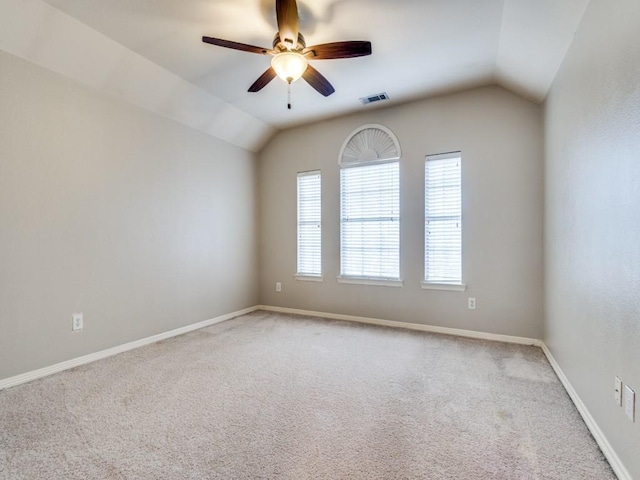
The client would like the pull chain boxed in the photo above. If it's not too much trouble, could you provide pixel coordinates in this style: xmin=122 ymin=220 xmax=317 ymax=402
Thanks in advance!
xmin=287 ymin=79 xmax=292 ymax=110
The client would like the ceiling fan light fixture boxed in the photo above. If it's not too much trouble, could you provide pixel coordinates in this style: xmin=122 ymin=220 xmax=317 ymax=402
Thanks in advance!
xmin=271 ymin=52 xmax=308 ymax=84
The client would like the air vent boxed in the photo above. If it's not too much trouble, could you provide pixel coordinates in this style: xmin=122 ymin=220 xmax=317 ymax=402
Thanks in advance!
xmin=360 ymin=92 xmax=389 ymax=105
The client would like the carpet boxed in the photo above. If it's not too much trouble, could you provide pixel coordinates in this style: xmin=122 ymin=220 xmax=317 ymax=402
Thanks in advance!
xmin=0 ymin=311 xmax=616 ymax=479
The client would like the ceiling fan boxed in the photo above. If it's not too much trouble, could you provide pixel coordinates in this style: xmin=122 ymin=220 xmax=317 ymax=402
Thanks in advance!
xmin=202 ymin=0 xmax=372 ymax=108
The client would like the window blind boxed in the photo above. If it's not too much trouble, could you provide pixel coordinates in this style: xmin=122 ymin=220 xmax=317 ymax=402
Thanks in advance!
xmin=297 ymin=171 xmax=322 ymax=276
xmin=340 ymin=161 xmax=400 ymax=279
xmin=425 ymin=153 xmax=462 ymax=284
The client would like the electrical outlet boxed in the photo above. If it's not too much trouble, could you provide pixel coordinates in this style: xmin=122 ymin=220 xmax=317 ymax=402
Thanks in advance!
xmin=625 ymin=385 xmax=635 ymax=422
xmin=72 ymin=313 xmax=83 ymax=332
xmin=615 ymin=376 xmax=622 ymax=406
xmin=276 ymin=282 xmax=282 ymax=292
xmin=468 ymin=297 xmax=476 ymax=310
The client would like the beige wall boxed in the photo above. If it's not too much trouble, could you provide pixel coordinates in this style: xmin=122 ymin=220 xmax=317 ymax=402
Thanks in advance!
xmin=0 ymin=51 xmax=258 ymax=380
xmin=258 ymin=86 xmax=543 ymax=339
xmin=544 ymin=0 xmax=640 ymax=477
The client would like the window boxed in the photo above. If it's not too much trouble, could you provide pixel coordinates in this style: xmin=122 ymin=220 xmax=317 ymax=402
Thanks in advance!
xmin=424 ymin=152 xmax=463 ymax=288
xmin=340 ymin=160 xmax=400 ymax=282
xmin=296 ymin=171 xmax=322 ymax=278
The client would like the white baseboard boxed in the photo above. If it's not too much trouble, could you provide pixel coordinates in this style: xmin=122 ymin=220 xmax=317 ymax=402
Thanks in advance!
xmin=257 ymin=305 xmax=542 ymax=347
xmin=0 ymin=306 xmax=259 ymax=391
xmin=2 ymin=304 xmax=628 ymax=479
xmin=541 ymin=344 xmax=631 ymax=480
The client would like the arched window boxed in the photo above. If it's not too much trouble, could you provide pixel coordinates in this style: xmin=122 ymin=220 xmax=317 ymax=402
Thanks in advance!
xmin=338 ymin=125 xmax=402 ymax=285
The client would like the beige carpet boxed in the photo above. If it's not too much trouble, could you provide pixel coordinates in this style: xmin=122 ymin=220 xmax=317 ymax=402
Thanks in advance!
xmin=0 ymin=311 xmax=615 ymax=479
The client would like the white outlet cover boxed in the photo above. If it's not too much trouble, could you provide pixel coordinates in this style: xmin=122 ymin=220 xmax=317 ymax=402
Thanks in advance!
xmin=276 ymin=282 xmax=282 ymax=292
xmin=625 ymin=385 xmax=635 ymax=422
xmin=615 ymin=376 xmax=622 ymax=406
xmin=468 ymin=298 xmax=476 ymax=310
xmin=72 ymin=313 xmax=83 ymax=331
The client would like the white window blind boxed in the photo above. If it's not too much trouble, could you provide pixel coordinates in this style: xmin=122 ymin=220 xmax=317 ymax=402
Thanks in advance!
xmin=425 ymin=153 xmax=462 ymax=284
xmin=340 ymin=161 xmax=400 ymax=279
xmin=297 ymin=171 xmax=322 ymax=276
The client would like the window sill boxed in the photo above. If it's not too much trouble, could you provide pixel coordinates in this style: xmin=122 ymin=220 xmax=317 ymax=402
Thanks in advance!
xmin=421 ymin=282 xmax=466 ymax=292
xmin=337 ymin=276 xmax=403 ymax=287
xmin=295 ymin=275 xmax=323 ymax=282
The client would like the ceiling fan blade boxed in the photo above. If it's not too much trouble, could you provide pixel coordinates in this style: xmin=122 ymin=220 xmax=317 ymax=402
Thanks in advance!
xmin=302 ymin=65 xmax=335 ymax=97
xmin=202 ymin=36 xmax=272 ymax=55
xmin=303 ymin=41 xmax=372 ymax=60
xmin=276 ymin=0 xmax=299 ymax=48
xmin=248 ymin=67 xmax=277 ymax=92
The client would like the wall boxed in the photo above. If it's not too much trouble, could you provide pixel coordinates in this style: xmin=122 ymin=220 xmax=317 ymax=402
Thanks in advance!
xmin=0 ymin=51 xmax=258 ymax=380
xmin=259 ymin=86 xmax=543 ymax=339
xmin=544 ymin=0 xmax=640 ymax=477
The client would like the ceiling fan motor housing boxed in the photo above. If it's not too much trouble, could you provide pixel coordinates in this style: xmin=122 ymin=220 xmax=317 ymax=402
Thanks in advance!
xmin=273 ymin=33 xmax=306 ymax=52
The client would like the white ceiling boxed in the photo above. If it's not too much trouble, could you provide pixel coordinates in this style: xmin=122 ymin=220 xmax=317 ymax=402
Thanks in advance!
xmin=1 ymin=0 xmax=589 ymax=150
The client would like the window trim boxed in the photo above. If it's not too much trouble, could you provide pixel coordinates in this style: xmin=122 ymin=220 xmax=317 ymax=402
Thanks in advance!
xmin=424 ymin=151 xmax=464 ymax=287
xmin=339 ymin=159 xmax=401 ymax=282
xmin=420 ymin=281 xmax=466 ymax=292
xmin=296 ymin=170 xmax=322 ymax=277
xmin=295 ymin=274 xmax=324 ymax=282
xmin=337 ymin=276 xmax=403 ymax=287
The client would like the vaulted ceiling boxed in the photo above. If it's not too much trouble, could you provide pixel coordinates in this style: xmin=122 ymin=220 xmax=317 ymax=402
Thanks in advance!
xmin=1 ymin=0 xmax=589 ymax=151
